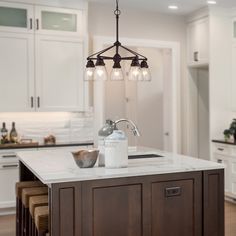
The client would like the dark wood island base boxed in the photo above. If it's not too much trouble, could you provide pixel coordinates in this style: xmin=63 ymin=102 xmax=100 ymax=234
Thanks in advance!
xmin=19 ymin=162 xmax=224 ymax=236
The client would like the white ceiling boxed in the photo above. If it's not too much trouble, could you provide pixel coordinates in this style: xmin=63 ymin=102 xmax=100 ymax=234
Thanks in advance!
xmin=88 ymin=0 xmax=236 ymax=15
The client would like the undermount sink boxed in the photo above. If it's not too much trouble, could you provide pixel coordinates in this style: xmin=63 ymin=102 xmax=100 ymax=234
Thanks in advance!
xmin=128 ymin=154 xmax=163 ymax=159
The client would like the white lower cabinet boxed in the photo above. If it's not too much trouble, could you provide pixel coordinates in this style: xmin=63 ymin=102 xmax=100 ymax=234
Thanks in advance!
xmin=0 ymin=163 xmax=19 ymax=209
xmin=213 ymin=143 xmax=236 ymax=199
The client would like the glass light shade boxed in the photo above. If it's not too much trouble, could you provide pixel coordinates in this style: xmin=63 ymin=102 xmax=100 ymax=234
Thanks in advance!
xmin=111 ymin=68 xmax=124 ymax=81
xmin=84 ymin=67 xmax=95 ymax=81
xmin=94 ymin=66 xmax=108 ymax=80
xmin=128 ymin=66 xmax=142 ymax=81
xmin=141 ymin=68 xmax=152 ymax=81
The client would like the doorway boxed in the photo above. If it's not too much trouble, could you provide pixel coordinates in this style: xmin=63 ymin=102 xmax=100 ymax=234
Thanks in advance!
xmin=93 ymin=37 xmax=180 ymax=153
xmin=104 ymin=47 xmax=173 ymax=151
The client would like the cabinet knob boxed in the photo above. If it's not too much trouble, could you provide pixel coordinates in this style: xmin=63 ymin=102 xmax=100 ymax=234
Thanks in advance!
xmin=217 ymin=159 xmax=223 ymax=164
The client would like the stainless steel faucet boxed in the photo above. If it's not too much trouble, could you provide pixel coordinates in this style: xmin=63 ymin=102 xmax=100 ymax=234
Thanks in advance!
xmin=114 ymin=119 xmax=141 ymax=137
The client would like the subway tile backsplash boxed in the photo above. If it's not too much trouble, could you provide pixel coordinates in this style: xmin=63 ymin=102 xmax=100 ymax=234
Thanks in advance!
xmin=0 ymin=112 xmax=94 ymax=144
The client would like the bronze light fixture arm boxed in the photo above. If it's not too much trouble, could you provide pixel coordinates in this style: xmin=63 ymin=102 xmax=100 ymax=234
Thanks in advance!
xmin=85 ymin=0 xmax=151 ymax=81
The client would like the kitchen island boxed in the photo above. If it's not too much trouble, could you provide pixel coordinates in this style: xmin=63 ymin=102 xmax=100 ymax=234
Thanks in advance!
xmin=17 ymin=147 xmax=225 ymax=236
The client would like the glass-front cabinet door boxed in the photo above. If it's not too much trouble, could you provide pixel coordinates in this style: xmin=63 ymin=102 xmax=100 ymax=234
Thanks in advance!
xmin=0 ymin=1 xmax=34 ymax=33
xmin=35 ymin=6 xmax=83 ymax=37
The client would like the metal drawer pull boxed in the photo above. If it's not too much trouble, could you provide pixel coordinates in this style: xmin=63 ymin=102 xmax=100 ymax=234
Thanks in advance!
xmin=165 ymin=187 xmax=181 ymax=197
xmin=217 ymin=159 xmax=223 ymax=164
xmin=194 ymin=51 xmax=199 ymax=62
xmin=31 ymin=96 xmax=34 ymax=108
xmin=36 ymin=19 xmax=39 ymax=30
xmin=37 ymin=97 xmax=40 ymax=108
xmin=2 ymin=155 xmax=17 ymax=158
xmin=2 ymin=164 xmax=18 ymax=169
xmin=218 ymin=148 xmax=224 ymax=151
xmin=29 ymin=18 xmax=33 ymax=30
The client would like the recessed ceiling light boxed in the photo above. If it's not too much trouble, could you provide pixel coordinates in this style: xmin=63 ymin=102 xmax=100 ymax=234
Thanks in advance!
xmin=207 ymin=1 xmax=217 ymax=4
xmin=168 ymin=5 xmax=178 ymax=10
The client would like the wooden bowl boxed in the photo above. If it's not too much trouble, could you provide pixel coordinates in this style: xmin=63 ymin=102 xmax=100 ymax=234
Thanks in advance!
xmin=72 ymin=150 xmax=99 ymax=168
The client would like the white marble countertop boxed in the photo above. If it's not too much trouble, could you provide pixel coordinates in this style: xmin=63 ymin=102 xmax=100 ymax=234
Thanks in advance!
xmin=17 ymin=147 xmax=224 ymax=185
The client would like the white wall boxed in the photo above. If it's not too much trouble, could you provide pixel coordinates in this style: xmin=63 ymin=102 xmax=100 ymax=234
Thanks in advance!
xmin=209 ymin=8 xmax=232 ymax=144
xmin=88 ymin=2 xmax=187 ymax=153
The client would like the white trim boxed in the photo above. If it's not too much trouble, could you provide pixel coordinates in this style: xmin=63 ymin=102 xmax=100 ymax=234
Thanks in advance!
xmin=93 ymin=36 xmax=181 ymax=153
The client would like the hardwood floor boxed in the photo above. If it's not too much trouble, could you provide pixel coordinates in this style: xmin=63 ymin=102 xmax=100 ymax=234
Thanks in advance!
xmin=0 ymin=214 xmax=15 ymax=236
xmin=0 ymin=202 xmax=235 ymax=236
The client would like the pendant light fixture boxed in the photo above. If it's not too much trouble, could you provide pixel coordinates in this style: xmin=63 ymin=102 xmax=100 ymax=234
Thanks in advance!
xmin=85 ymin=0 xmax=151 ymax=81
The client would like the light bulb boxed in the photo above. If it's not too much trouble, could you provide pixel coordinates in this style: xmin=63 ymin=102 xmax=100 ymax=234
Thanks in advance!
xmin=141 ymin=68 xmax=151 ymax=81
xmin=128 ymin=66 xmax=142 ymax=81
xmin=111 ymin=68 xmax=124 ymax=81
xmin=84 ymin=67 xmax=95 ymax=81
xmin=95 ymin=66 xmax=108 ymax=80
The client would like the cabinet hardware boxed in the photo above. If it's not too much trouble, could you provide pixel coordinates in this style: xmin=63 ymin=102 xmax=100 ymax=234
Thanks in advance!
xmin=194 ymin=51 xmax=199 ymax=62
xmin=29 ymin=18 xmax=33 ymax=30
xmin=37 ymin=97 xmax=40 ymax=108
xmin=36 ymin=19 xmax=39 ymax=30
xmin=31 ymin=96 xmax=34 ymax=108
xmin=2 ymin=155 xmax=17 ymax=158
xmin=165 ymin=187 xmax=181 ymax=197
xmin=217 ymin=159 xmax=223 ymax=164
xmin=218 ymin=148 xmax=224 ymax=151
xmin=2 ymin=164 xmax=18 ymax=169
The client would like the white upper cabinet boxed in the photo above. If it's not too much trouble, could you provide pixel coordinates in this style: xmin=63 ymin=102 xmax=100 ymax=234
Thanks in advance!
xmin=35 ymin=6 xmax=83 ymax=37
xmin=0 ymin=1 xmax=33 ymax=33
xmin=0 ymin=32 xmax=35 ymax=112
xmin=187 ymin=17 xmax=209 ymax=66
xmin=0 ymin=1 xmax=87 ymax=112
xmin=35 ymin=35 xmax=85 ymax=111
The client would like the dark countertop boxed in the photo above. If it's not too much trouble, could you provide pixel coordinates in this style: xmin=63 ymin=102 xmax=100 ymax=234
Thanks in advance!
xmin=212 ymin=140 xmax=236 ymax=145
xmin=0 ymin=141 xmax=94 ymax=150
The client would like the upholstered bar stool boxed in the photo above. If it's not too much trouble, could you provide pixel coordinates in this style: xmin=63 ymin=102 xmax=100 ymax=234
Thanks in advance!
xmin=21 ymin=187 xmax=48 ymax=236
xmin=15 ymin=181 xmax=45 ymax=236
xmin=29 ymin=195 xmax=48 ymax=236
xmin=35 ymin=206 xmax=49 ymax=236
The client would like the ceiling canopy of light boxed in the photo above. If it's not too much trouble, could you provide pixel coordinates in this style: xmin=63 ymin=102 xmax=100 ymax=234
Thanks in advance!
xmin=85 ymin=0 xmax=151 ymax=81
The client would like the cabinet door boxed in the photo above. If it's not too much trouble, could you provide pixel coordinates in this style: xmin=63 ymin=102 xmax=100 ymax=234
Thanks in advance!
xmin=203 ymin=170 xmax=224 ymax=236
xmin=0 ymin=32 xmax=35 ymax=112
xmin=151 ymin=173 xmax=202 ymax=236
xmin=35 ymin=6 xmax=83 ymax=37
xmin=0 ymin=1 xmax=33 ymax=34
xmin=82 ymin=179 xmax=144 ymax=236
xmin=35 ymin=35 xmax=85 ymax=111
xmin=213 ymin=154 xmax=231 ymax=194
xmin=231 ymin=43 xmax=236 ymax=111
xmin=0 ymin=163 xmax=19 ymax=208
xmin=188 ymin=17 xmax=209 ymax=65
xmin=230 ymin=159 xmax=236 ymax=197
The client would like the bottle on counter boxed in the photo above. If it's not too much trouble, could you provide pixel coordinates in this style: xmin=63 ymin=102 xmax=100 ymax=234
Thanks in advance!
xmin=1 ymin=122 xmax=8 ymax=144
xmin=10 ymin=122 xmax=18 ymax=143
